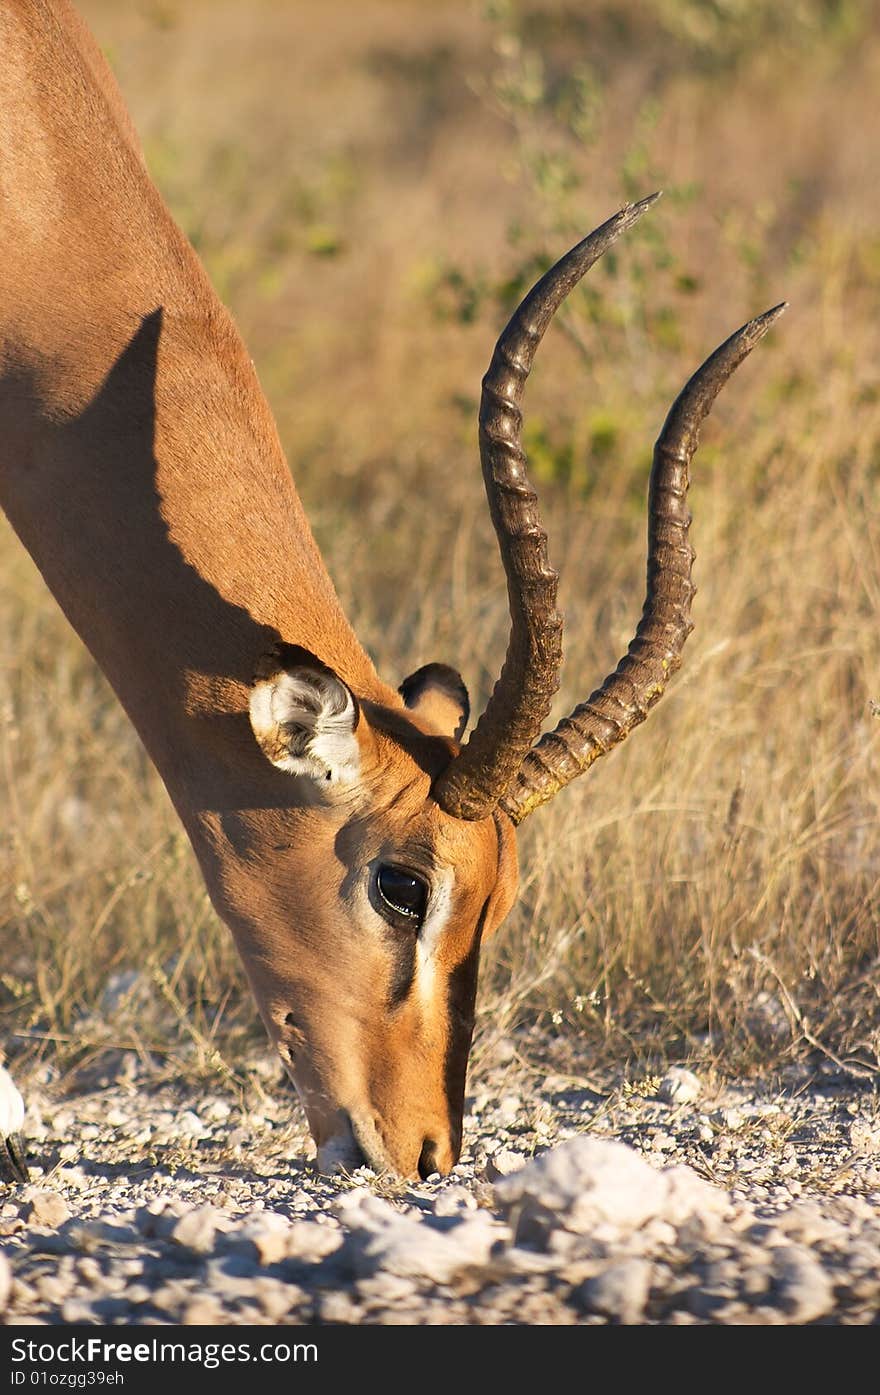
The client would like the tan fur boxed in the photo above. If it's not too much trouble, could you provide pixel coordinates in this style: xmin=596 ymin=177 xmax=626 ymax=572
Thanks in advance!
xmin=0 ymin=1 xmax=520 ymax=1177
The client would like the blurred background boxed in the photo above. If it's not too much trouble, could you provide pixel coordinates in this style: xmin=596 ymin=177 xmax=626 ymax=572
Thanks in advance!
xmin=2 ymin=0 xmax=879 ymax=1098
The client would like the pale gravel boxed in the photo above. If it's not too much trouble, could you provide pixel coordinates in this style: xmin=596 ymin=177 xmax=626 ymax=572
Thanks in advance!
xmin=1 ymin=1037 xmax=879 ymax=1326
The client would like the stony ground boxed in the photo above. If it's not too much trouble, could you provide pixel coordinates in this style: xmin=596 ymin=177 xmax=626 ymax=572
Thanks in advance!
xmin=1 ymin=1037 xmax=879 ymax=1327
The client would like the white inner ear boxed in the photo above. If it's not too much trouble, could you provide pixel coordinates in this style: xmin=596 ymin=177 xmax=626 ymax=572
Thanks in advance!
xmin=249 ymin=668 xmax=361 ymax=784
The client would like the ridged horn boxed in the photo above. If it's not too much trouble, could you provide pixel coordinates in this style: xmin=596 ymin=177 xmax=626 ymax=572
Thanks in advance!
xmin=501 ymin=302 xmax=788 ymax=825
xmin=433 ymin=195 xmax=663 ymax=821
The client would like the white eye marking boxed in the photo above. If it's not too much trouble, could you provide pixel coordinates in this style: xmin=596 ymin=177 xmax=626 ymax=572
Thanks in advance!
xmin=415 ymin=868 xmax=454 ymax=999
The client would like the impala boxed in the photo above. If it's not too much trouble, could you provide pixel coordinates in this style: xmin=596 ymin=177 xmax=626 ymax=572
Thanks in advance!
xmin=0 ymin=0 xmax=783 ymax=1183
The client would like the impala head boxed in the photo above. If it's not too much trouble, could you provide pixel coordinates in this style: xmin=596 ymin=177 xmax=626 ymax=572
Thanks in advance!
xmin=226 ymin=197 xmax=784 ymax=1180
xmin=234 ymin=649 xmax=518 ymax=1178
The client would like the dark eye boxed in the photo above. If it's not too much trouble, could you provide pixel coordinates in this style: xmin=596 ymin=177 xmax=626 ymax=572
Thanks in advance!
xmin=376 ymin=864 xmax=428 ymax=927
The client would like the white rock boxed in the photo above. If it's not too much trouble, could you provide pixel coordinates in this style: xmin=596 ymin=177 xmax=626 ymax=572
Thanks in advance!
xmin=170 ymin=1205 xmax=223 ymax=1255
xmin=218 ymin=1210 xmax=340 ymax=1268
xmin=285 ymin=1220 xmax=343 ymax=1263
xmin=204 ymin=1100 xmax=232 ymax=1123
xmin=650 ymin=1131 xmax=675 ymax=1152
xmin=231 ymin=1211 xmax=291 ymax=1265
xmin=494 ymin=1138 xmax=669 ymax=1233
xmin=658 ymin=1068 xmax=703 ymax=1106
xmin=496 ymin=1095 xmax=521 ymax=1127
xmin=357 ymin=1272 xmax=420 ymax=1304
xmin=850 ymin=1118 xmax=880 ymax=1154
xmin=334 ymin=1192 xmax=501 ymax=1284
xmin=715 ymin=1107 xmax=745 ymax=1131
xmin=182 ymin=1297 xmax=227 ymax=1325
xmin=777 ymin=1201 xmax=847 ymax=1247
xmin=662 ymin=1166 xmax=729 ymax=1226
xmin=771 ymin=1244 xmax=835 ymax=1322
xmin=433 ymin=1186 xmax=478 ymax=1218
xmin=582 ymin=1259 xmax=653 ymax=1323
xmin=25 ymin=1190 xmax=70 ymax=1228
xmin=175 ymin=1111 xmax=207 ymax=1139
xmin=495 ymin=1137 xmax=729 ymax=1239
xmin=483 ymin=1149 xmax=527 ymax=1181
xmin=493 ymin=1037 xmax=518 ymax=1065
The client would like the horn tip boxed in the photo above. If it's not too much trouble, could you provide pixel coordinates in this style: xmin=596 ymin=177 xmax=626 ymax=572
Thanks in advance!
xmin=744 ymin=301 xmax=789 ymax=341
xmin=618 ymin=190 xmax=663 ymax=230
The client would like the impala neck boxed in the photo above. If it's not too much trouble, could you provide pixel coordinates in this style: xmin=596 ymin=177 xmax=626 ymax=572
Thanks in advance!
xmin=0 ymin=0 xmax=396 ymax=821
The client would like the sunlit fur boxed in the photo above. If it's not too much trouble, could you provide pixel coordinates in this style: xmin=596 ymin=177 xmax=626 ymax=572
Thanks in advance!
xmin=0 ymin=0 xmax=519 ymax=1179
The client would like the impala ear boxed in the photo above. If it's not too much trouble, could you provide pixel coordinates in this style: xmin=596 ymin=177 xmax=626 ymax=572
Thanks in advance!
xmin=399 ymin=663 xmax=470 ymax=742
xmin=249 ymin=647 xmax=364 ymax=785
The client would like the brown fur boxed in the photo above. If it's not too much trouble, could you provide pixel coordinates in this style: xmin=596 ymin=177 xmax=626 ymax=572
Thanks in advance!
xmin=0 ymin=1 xmax=519 ymax=1177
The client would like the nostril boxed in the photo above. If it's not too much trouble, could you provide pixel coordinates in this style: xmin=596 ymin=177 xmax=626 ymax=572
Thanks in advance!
xmin=284 ymin=1012 xmax=296 ymax=1027
xmin=418 ymin=1138 xmax=440 ymax=1180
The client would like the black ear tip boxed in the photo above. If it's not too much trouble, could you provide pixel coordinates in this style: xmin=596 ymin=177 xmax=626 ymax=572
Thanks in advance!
xmin=400 ymin=664 xmax=470 ymax=742
xmin=400 ymin=663 xmax=469 ymax=719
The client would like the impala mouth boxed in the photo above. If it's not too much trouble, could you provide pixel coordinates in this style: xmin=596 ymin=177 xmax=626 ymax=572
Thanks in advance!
xmin=315 ymin=1129 xmax=367 ymax=1175
xmin=316 ymin=1110 xmax=396 ymax=1176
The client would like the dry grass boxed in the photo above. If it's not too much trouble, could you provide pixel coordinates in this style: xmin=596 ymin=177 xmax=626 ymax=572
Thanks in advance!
xmin=2 ymin=0 xmax=880 ymax=1090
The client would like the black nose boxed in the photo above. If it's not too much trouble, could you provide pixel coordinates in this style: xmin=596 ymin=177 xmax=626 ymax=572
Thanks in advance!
xmin=417 ymin=1138 xmax=440 ymax=1180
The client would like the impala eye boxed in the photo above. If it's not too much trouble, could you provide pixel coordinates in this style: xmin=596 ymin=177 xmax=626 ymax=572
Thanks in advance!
xmin=376 ymin=865 xmax=428 ymax=927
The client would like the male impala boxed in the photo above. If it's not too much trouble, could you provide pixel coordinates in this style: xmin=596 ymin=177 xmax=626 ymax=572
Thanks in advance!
xmin=0 ymin=0 xmax=783 ymax=1183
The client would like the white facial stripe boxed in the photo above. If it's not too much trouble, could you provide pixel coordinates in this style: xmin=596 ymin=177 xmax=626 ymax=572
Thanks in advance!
xmin=415 ymin=868 xmax=454 ymax=998
xmin=419 ymin=867 xmax=453 ymax=954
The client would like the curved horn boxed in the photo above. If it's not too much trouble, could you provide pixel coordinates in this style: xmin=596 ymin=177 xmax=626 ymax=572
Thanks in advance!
xmin=500 ymin=302 xmax=788 ymax=826
xmin=433 ymin=194 xmax=662 ymax=821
